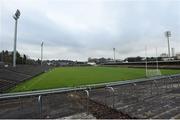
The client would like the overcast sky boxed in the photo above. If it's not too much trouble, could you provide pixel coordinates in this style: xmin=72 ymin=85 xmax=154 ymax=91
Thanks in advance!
xmin=0 ymin=0 xmax=180 ymax=61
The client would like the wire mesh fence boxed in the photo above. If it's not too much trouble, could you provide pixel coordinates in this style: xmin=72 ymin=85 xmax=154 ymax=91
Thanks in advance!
xmin=0 ymin=91 xmax=87 ymax=119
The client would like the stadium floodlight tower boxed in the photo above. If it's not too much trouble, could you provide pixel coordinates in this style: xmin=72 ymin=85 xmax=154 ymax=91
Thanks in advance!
xmin=165 ymin=31 xmax=171 ymax=58
xmin=113 ymin=48 xmax=115 ymax=62
xmin=41 ymin=42 xmax=44 ymax=66
xmin=13 ymin=9 xmax=21 ymax=67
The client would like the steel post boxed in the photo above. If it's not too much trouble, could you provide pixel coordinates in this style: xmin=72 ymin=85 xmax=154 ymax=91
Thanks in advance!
xmin=38 ymin=95 xmax=42 ymax=118
xmin=13 ymin=19 xmax=18 ymax=67
xmin=106 ymin=86 xmax=115 ymax=109
xmin=84 ymin=90 xmax=89 ymax=115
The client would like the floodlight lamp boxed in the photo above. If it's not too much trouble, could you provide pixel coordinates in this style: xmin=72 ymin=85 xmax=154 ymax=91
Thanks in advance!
xmin=165 ymin=31 xmax=171 ymax=37
xmin=13 ymin=9 xmax=20 ymax=20
xmin=13 ymin=15 xmax=17 ymax=20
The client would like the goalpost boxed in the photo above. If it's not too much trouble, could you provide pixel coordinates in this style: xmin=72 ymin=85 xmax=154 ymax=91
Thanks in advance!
xmin=145 ymin=47 xmax=161 ymax=78
xmin=146 ymin=69 xmax=161 ymax=77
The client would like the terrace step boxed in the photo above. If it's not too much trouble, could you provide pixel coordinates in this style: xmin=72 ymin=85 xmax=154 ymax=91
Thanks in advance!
xmin=116 ymin=93 xmax=179 ymax=118
xmin=116 ymin=94 xmax=157 ymax=110
xmin=149 ymin=95 xmax=180 ymax=118
xmin=131 ymin=95 xmax=177 ymax=118
xmin=172 ymin=113 xmax=180 ymax=119
xmin=152 ymin=106 xmax=180 ymax=119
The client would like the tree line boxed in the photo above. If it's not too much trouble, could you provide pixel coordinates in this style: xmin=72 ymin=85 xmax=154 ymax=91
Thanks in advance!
xmin=0 ymin=50 xmax=38 ymax=65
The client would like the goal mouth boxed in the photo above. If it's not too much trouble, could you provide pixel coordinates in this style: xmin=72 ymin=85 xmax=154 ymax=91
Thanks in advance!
xmin=146 ymin=69 xmax=162 ymax=78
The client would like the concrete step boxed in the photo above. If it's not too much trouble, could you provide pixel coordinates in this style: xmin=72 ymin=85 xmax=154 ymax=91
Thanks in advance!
xmin=115 ymin=93 xmax=176 ymax=118
xmin=172 ymin=113 xmax=180 ymax=119
xmin=152 ymin=106 xmax=180 ymax=119
xmin=128 ymin=94 xmax=179 ymax=118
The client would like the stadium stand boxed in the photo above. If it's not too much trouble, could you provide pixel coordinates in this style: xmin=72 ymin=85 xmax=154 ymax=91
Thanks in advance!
xmin=90 ymin=75 xmax=180 ymax=118
xmin=103 ymin=61 xmax=180 ymax=69
xmin=0 ymin=79 xmax=15 ymax=92
xmin=0 ymin=65 xmax=52 ymax=93
xmin=3 ymin=65 xmax=51 ymax=76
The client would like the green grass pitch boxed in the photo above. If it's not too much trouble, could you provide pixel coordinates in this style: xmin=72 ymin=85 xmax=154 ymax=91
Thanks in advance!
xmin=10 ymin=67 xmax=180 ymax=92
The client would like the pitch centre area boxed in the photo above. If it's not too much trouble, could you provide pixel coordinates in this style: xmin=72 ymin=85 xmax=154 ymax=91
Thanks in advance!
xmin=11 ymin=67 xmax=180 ymax=92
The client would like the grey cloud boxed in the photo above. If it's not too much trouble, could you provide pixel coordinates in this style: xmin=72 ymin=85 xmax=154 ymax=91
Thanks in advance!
xmin=1 ymin=0 xmax=180 ymax=60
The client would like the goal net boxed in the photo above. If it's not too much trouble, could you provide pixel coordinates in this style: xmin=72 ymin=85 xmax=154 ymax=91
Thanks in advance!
xmin=145 ymin=46 xmax=161 ymax=78
xmin=146 ymin=69 xmax=161 ymax=78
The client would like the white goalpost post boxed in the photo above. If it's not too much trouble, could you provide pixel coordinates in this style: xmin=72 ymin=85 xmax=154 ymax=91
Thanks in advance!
xmin=155 ymin=48 xmax=161 ymax=76
xmin=145 ymin=46 xmax=148 ymax=77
